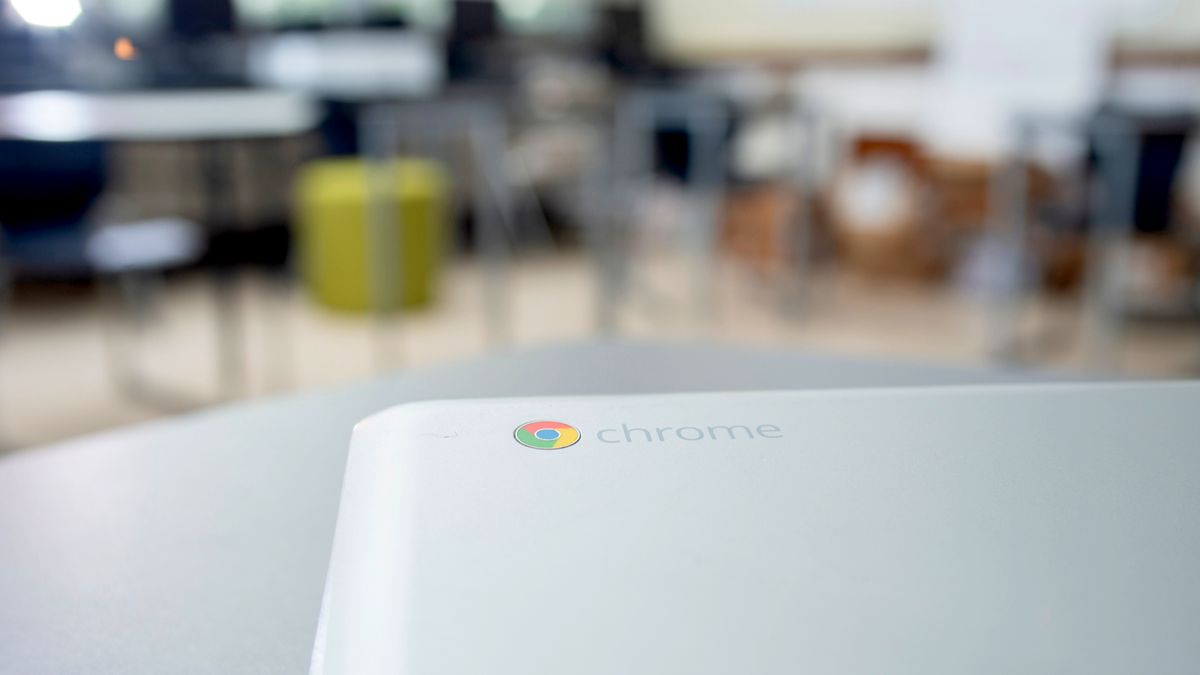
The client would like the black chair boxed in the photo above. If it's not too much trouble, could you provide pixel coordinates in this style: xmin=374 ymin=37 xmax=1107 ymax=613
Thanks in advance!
xmin=0 ymin=140 xmax=206 ymax=406
xmin=988 ymin=107 xmax=1196 ymax=365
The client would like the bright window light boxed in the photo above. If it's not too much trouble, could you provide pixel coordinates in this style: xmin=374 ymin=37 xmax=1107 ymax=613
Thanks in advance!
xmin=10 ymin=0 xmax=83 ymax=28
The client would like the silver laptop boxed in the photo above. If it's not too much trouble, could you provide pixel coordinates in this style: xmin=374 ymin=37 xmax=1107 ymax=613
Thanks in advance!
xmin=313 ymin=383 xmax=1200 ymax=674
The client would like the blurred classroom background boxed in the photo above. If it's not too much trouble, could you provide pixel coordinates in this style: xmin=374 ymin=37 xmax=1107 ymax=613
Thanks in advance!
xmin=1 ymin=0 xmax=1199 ymax=448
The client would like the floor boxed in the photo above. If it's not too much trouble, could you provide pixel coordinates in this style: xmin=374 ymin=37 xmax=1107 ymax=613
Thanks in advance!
xmin=1 ymin=251 xmax=1197 ymax=450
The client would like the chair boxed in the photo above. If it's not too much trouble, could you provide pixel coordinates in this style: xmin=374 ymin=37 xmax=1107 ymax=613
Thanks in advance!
xmin=0 ymin=139 xmax=207 ymax=406
xmin=1079 ymin=108 xmax=1196 ymax=366
xmin=606 ymin=87 xmax=730 ymax=333
xmin=988 ymin=107 xmax=1196 ymax=367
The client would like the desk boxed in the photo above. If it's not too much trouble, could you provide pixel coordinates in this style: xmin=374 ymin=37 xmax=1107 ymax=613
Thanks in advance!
xmin=0 ymin=89 xmax=318 ymax=143
xmin=247 ymin=31 xmax=444 ymax=102
xmin=0 ymin=342 xmax=1052 ymax=674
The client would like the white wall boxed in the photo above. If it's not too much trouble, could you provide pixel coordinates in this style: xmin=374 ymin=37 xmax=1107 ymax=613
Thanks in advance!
xmin=650 ymin=0 xmax=1200 ymax=60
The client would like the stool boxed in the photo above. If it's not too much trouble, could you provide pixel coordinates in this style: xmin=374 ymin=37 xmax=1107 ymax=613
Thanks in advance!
xmin=295 ymin=158 xmax=447 ymax=313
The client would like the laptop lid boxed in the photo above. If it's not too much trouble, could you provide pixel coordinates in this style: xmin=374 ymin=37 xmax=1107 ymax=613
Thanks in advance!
xmin=314 ymin=384 xmax=1200 ymax=674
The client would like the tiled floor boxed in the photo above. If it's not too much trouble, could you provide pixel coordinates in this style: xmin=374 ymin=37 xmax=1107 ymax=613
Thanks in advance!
xmin=1 ymin=251 xmax=1197 ymax=450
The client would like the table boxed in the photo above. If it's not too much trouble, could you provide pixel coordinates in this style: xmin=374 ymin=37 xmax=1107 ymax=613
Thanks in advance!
xmin=246 ymin=30 xmax=443 ymax=102
xmin=0 ymin=342 xmax=1054 ymax=674
xmin=0 ymin=88 xmax=317 ymax=142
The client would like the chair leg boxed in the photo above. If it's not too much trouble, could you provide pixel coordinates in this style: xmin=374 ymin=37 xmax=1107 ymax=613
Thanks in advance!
xmin=102 ymin=272 xmax=149 ymax=401
xmin=102 ymin=271 xmax=199 ymax=411
xmin=211 ymin=267 xmax=246 ymax=399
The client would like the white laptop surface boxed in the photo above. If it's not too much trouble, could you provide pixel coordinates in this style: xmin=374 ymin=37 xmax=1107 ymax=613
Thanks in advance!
xmin=313 ymin=384 xmax=1200 ymax=674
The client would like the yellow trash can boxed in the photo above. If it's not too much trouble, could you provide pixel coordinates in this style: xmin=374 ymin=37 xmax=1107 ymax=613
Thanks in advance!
xmin=296 ymin=158 xmax=447 ymax=313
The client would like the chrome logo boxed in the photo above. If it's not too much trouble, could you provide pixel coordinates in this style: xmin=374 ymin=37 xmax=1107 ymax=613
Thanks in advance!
xmin=514 ymin=421 xmax=581 ymax=450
